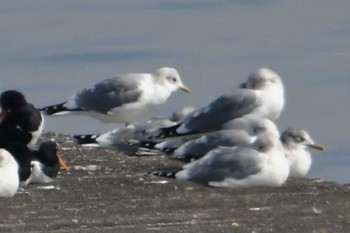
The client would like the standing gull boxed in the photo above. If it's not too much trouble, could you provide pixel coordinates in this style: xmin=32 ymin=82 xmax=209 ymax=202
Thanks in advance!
xmin=156 ymin=68 xmax=284 ymax=138
xmin=280 ymin=127 xmax=325 ymax=178
xmin=41 ymin=67 xmax=191 ymax=124
xmin=153 ymin=132 xmax=289 ymax=188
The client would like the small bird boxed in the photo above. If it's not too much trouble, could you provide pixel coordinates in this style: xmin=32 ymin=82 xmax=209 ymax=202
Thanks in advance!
xmin=26 ymin=141 xmax=69 ymax=184
xmin=152 ymin=132 xmax=289 ymax=188
xmin=40 ymin=67 xmax=191 ymax=124
xmin=0 ymin=148 xmax=19 ymax=197
xmin=6 ymin=141 xmax=69 ymax=184
xmin=154 ymin=68 xmax=284 ymax=138
xmin=0 ymin=90 xmax=44 ymax=148
xmin=280 ymin=127 xmax=325 ymax=178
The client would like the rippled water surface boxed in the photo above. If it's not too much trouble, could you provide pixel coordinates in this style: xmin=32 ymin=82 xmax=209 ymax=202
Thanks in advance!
xmin=1 ymin=1 xmax=349 ymax=183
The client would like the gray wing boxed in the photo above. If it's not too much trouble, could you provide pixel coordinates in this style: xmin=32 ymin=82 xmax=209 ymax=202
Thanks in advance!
xmin=175 ymin=130 xmax=252 ymax=161
xmin=73 ymin=75 xmax=143 ymax=114
xmin=99 ymin=118 xmax=176 ymax=145
xmin=177 ymin=89 xmax=260 ymax=134
xmin=182 ymin=147 xmax=262 ymax=185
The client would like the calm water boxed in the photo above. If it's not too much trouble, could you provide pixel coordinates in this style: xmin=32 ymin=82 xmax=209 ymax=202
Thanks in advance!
xmin=1 ymin=1 xmax=349 ymax=183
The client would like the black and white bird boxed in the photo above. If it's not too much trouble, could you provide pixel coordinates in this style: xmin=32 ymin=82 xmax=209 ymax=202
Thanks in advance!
xmin=0 ymin=148 xmax=19 ymax=197
xmin=154 ymin=68 xmax=284 ymax=138
xmin=280 ymin=127 xmax=325 ymax=178
xmin=0 ymin=90 xmax=44 ymax=148
xmin=41 ymin=67 xmax=191 ymax=124
xmin=6 ymin=141 xmax=69 ymax=185
xmin=152 ymin=132 xmax=289 ymax=188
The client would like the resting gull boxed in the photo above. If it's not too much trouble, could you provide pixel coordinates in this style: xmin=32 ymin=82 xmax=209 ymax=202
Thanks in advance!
xmin=155 ymin=68 xmax=284 ymax=138
xmin=73 ymin=107 xmax=196 ymax=155
xmin=173 ymin=115 xmax=279 ymax=162
xmin=280 ymin=127 xmax=325 ymax=178
xmin=153 ymin=132 xmax=289 ymax=188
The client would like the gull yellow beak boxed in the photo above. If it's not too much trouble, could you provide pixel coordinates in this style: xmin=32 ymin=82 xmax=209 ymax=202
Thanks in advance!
xmin=180 ymin=85 xmax=191 ymax=93
xmin=308 ymin=143 xmax=325 ymax=151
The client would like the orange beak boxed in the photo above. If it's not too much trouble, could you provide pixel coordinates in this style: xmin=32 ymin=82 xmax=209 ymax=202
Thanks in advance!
xmin=1 ymin=110 xmax=7 ymax=121
xmin=57 ymin=151 xmax=69 ymax=171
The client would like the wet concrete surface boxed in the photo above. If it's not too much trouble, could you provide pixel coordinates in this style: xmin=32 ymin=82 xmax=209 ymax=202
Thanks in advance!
xmin=1 ymin=132 xmax=350 ymax=233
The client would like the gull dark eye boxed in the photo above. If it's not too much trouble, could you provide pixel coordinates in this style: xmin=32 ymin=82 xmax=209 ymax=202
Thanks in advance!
xmin=172 ymin=77 xmax=177 ymax=83
xmin=253 ymin=126 xmax=264 ymax=134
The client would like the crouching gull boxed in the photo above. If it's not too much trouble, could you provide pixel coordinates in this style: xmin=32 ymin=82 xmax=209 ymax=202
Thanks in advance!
xmin=280 ymin=127 xmax=325 ymax=178
xmin=154 ymin=67 xmax=284 ymax=138
xmin=40 ymin=67 xmax=191 ymax=124
xmin=138 ymin=114 xmax=278 ymax=156
xmin=152 ymin=132 xmax=289 ymax=188
xmin=172 ymin=115 xmax=279 ymax=162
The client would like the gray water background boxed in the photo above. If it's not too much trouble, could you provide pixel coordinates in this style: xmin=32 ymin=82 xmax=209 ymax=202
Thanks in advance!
xmin=1 ymin=1 xmax=349 ymax=183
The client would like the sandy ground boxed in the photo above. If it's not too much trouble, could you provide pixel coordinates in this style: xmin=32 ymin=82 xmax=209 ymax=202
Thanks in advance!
xmin=1 ymin=132 xmax=350 ymax=233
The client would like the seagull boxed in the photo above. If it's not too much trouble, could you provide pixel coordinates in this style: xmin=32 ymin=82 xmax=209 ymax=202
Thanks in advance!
xmin=0 ymin=148 xmax=19 ymax=197
xmin=73 ymin=107 xmax=196 ymax=154
xmin=40 ymin=67 xmax=191 ymax=124
xmin=173 ymin=116 xmax=279 ymax=162
xmin=5 ymin=141 xmax=69 ymax=184
xmin=0 ymin=90 xmax=44 ymax=148
xmin=280 ymin=127 xmax=325 ymax=178
xmin=153 ymin=132 xmax=289 ymax=188
xmin=73 ymin=117 xmax=177 ymax=154
xmin=135 ymin=114 xmax=278 ymax=156
xmin=155 ymin=68 xmax=284 ymax=138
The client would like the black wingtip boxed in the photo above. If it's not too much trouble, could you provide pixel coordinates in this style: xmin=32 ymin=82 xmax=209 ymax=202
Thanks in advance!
xmin=40 ymin=102 xmax=68 ymax=115
xmin=73 ymin=134 xmax=99 ymax=144
xmin=148 ymin=169 xmax=180 ymax=178
xmin=151 ymin=124 xmax=182 ymax=139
